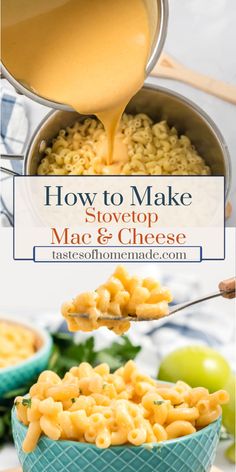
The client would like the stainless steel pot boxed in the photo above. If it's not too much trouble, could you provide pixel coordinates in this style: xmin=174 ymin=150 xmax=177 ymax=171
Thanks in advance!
xmin=0 ymin=0 xmax=169 ymax=111
xmin=0 ymin=84 xmax=231 ymax=198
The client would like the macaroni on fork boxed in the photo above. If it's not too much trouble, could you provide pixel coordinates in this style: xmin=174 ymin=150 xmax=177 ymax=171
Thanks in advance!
xmin=62 ymin=266 xmax=173 ymax=334
xmin=15 ymin=361 xmax=228 ymax=453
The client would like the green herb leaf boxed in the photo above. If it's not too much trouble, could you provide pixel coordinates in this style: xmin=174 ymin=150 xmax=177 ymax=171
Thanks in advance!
xmin=52 ymin=332 xmax=74 ymax=347
xmin=153 ymin=400 xmax=165 ymax=406
xmin=47 ymin=345 xmax=60 ymax=371
xmin=96 ymin=336 xmax=141 ymax=371
xmin=22 ymin=398 xmax=32 ymax=408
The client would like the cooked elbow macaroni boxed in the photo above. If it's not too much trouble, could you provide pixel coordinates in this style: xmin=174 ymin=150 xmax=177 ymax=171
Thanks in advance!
xmin=61 ymin=266 xmax=173 ymax=334
xmin=37 ymin=114 xmax=211 ymax=176
xmin=0 ymin=321 xmax=35 ymax=368
xmin=15 ymin=361 xmax=228 ymax=453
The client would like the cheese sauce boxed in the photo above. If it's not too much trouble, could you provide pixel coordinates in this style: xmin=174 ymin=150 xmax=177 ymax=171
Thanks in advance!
xmin=2 ymin=0 xmax=152 ymax=170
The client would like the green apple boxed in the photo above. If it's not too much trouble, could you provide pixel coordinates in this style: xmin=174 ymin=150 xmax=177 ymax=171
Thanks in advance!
xmin=222 ymin=373 xmax=236 ymax=436
xmin=225 ymin=442 xmax=235 ymax=464
xmin=158 ymin=345 xmax=231 ymax=392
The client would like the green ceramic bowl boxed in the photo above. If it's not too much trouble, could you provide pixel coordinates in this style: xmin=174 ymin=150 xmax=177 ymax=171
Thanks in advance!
xmin=0 ymin=318 xmax=52 ymax=398
xmin=12 ymin=408 xmax=221 ymax=472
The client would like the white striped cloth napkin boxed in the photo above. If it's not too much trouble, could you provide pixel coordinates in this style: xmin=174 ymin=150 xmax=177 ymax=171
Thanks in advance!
xmin=0 ymin=86 xmax=28 ymax=226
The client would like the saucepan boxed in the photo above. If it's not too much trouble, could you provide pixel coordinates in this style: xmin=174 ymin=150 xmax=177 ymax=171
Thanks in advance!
xmin=0 ymin=84 xmax=231 ymax=200
xmin=0 ymin=0 xmax=169 ymax=111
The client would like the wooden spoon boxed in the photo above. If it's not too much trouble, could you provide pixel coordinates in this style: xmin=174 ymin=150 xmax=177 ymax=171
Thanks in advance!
xmin=226 ymin=202 xmax=232 ymax=220
xmin=151 ymin=53 xmax=236 ymax=105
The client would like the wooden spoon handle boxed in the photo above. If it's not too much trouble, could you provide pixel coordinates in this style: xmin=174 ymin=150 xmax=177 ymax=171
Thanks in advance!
xmin=226 ymin=202 xmax=232 ymax=220
xmin=219 ymin=277 xmax=236 ymax=299
xmin=151 ymin=54 xmax=236 ymax=105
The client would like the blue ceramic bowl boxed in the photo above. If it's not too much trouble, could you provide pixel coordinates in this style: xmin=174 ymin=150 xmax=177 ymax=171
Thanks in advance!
xmin=12 ymin=408 xmax=221 ymax=472
xmin=0 ymin=319 xmax=52 ymax=398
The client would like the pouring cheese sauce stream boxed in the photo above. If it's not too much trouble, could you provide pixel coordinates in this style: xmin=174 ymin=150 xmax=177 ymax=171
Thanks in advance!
xmin=2 ymin=0 xmax=152 ymax=173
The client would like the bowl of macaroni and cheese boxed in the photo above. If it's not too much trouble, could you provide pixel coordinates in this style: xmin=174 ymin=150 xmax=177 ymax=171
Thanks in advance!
xmin=0 ymin=318 xmax=52 ymax=397
xmin=12 ymin=361 xmax=227 ymax=472
xmin=10 ymin=85 xmax=230 ymax=197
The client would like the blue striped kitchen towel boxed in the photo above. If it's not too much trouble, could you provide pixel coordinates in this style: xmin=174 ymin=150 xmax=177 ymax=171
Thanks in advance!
xmin=0 ymin=85 xmax=28 ymax=226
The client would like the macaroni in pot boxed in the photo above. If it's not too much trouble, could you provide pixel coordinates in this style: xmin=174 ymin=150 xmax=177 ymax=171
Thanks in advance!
xmin=37 ymin=114 xmax=211 ymax=176
xmin=15 ymin=361 xmax=228 ymax=453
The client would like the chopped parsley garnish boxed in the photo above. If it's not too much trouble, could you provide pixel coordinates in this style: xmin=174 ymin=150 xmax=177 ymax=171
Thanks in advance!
xmin=22 ymin=398 xmax=32 ymax=408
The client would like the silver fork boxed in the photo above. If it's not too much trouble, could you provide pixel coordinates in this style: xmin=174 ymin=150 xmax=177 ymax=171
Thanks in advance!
xmin=68 ymin=278 xmax=235 ymax=323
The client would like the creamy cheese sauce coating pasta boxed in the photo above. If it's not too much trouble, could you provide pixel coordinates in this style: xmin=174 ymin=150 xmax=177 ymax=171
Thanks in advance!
xmin=0 ymin=321 xmax=35 ymax=368
xmin=62 ymin=266 xmax=173 ymax=335
xmin=37 ymin=114 xmax=211 ymax=176
xmin=15 ymin=361 xmax=229 ymax=453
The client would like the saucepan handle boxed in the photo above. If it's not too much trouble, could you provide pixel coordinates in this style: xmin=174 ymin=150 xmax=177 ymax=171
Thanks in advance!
xmin=1 ymin=154 xmax=24 ymax=161
xmin=0 ymin=166 xmax=22 ymax=177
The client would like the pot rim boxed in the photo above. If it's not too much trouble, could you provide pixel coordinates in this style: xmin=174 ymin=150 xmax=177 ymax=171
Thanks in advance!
xmin=0 ymin=0 xmax=169 ymax=111
xmin=23 ymin=83 xmax=231 ymax=199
